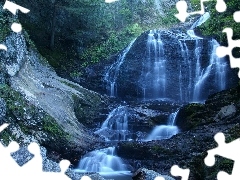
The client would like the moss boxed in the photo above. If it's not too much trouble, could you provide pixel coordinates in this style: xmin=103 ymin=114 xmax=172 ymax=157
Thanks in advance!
xmin=225 ymin=124 xmax=240 ymax=142
xmin=0 ymin=84 xmax=71 ymax=141
xmin=0 ymin=7 xmax=13 ymax=43
xmin=197 ymin=0 xmax=240 ymax=45
xmin=0 ymin=84 xmax=37 ymax=122
xmin=0 ymin=129 xmax=17 ymax=145
xmin=18 ymin=122 xmax=30 ymax=134
xmin=43 ymin=114 xmax=70 ymax=140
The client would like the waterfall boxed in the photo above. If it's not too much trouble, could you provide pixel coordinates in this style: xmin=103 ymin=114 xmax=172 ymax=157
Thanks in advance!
xmin=104 ymin=12 xmax=230 ymax=102
xmin=192 ymin=39 xmax=226 ymax=101
xmin=94 ymin=106 xmax=129 ymax=141
xmin=168 ymin=110 xmax=179 ymax=126
xmin=212 ymin=39 xmax=227 ymax=90
xmin=187 ymin=12 xmax=210 ymax=39
xmin=76 ymin=147 xmax=130 ymax=175
xmin=178 ymin=40 xmax=191 ymax=102
xmin=193 ymin=39 xmax=203 ymax=101
xmin=145 ymin=110 xmax=179 ymax=141
xmin=140 ymin=30 xmax=166 ymax=99
xmin=105 ymin=39 xmax=136 ymax=97
xmin=77 ymin=108 xmax=132 ymax=178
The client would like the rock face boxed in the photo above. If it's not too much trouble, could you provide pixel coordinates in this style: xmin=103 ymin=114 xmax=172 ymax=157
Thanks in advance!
xmin=94 ymin=100 xmax=181 ymax=142
xmin=117 ymin=84 xmax=240 ymax=179
xmin=83 ymin=29 xmax=238 ymax=102
xmin=0 ymin=98 xmax=6 ymax=121
xmin=0 ymin=32 xmax=108 ymax=164
xmin=176 ymin=84 xmax=240 ymax=131
xmin=132 ymin=168 xmax=175 ymax=180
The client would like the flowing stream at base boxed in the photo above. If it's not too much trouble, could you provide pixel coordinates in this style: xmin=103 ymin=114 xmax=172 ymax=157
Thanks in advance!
xmin=76 ymin=106 xmax=132 ymax=179
xmin=75 ymin=147 xmax=132 ymax=179
xmin=75 ymin=13 xmax=224 ymax=178
xmin=76 ymin=105 xmax=180 ymax=178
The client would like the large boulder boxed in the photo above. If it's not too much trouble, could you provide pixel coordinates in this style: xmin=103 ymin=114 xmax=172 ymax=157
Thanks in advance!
xmin=132 ymin=168 xmax=175 ymax=180
xmin=0 ymin=32 xmax=108 ymax=164
xmin=176 ymin=84 xmax=240 ymax=131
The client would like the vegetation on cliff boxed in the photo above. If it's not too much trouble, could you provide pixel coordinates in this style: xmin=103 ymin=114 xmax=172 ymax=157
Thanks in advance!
xmin=190 ymin=0 xmax=240 ymax=46
xmin=14 ymin=0 xmax=180 ymax=78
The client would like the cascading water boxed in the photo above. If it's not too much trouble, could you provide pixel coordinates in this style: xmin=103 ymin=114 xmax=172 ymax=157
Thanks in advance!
xmin=140 ymin=30 xmax=166 ymax=99
xmin=178 ymin=40 xmax=192 ymax=102
xmin=76 ymin=147 xmax=130 ymax=176
xmin=188 ymin=13 xmax=227 ymax=101
xmin=101 ymin=11 xmax=233 ymax=102
xmin=77 ymin=108 xmax=132 ymax=179
xmin=145 ymin=110 xmax=179 ymax=141
xmin=192 ymin=39 xmax=203 ymax=101
xmin=94 ymin=106 xmax=129 ymax=141
xmin=187 ymin=12 xmax=210 ymax=39
xmin=212 ymin=39 xmax=227 ymax=90
xmin=105 ymin=39 xmax=136 ymax=97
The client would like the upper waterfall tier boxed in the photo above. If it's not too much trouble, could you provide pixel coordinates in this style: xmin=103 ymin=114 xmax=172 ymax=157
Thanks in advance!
xmin=103 ymin=29 xmax=237 ymax=102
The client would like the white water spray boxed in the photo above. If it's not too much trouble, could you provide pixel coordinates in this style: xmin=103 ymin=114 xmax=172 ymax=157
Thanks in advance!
xmin=105 ymin=39 xmax=136 ymax=97
xmin=146 ymin=110 xmax=179 ymax=141
xmin=94 ymin=106 xmax=129 ymax=141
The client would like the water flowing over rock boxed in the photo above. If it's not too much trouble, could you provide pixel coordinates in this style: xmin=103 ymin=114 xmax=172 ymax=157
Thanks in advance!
xmin=103 ymin=29 xmax=236 ymax=102
xmin=76 ymin=147 xmax=131 ymax=176
xmin=145 ymin=110 xmax=179 ymax=141
xmin=94 ymin=106 xmax=130 ymax=141
xmin=105 ymin=39 xmax=136 ymax=97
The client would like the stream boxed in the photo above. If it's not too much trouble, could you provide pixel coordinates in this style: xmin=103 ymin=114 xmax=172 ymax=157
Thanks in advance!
xmin=74 ymin=13 xmax=231 ymax=179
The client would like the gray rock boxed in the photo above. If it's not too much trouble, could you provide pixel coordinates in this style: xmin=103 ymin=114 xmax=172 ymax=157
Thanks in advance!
xmin=0 ymin=73 xmax=5 ymax=84
xmin=0 ymin=98 xmax=6 ymax=121
xmin=133 ymin=168 xmax=175 ymax=180
xmin=214 ymin=104 xmax=237 ymax=121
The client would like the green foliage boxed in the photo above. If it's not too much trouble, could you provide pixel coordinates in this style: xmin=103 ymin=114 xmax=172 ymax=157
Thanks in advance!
xmin=189 ymin=0 xmax=201 ymax=12
xmin=43 ymin=114 xmax=68 ymax=138
xmin=0 ymin=130 xmax=17 ymax=145
xmin=0 ymin=84 xmax=33 ymax=120
xmin=17 ymin=0 xmax=181 ymax=73
xmin=198 ymin=0 xmax=240 ymax=45
xmin=81 ymin=23 xmax=142 ymax=66
xmin=0 ymin=6 xmax=15 ymax=43
xmin=161 ymin=6 xmax=179 ymax=27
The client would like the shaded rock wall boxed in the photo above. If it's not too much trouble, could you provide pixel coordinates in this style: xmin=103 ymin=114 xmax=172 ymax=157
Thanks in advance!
xmin=82 ymin=30 xmax=238 ymax=102
xmin=0 ymin=32 xmax=108 ymax=164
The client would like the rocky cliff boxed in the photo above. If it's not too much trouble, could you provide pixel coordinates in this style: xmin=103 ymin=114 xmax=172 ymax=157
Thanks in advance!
xmin=0 ymin=32 xmax=108 ymax=164
xmin=81 ymin=29 xmax=238 ymax=102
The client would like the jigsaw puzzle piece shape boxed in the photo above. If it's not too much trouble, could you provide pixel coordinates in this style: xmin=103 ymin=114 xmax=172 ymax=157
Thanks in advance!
xmin=175 ymin=1 xmax=189 ymax=22
xmin=0 ymin=141 xmax=21 ymax=179
xmin=3 ymin=0 xmax=30 ymax=15
xmin=215 ymin=0 xmax=227 ymax=12
xmin=20 ymin=142 xmax=43 ymax=174
xmin=154 ymin=176 xmax=165 ymax=180
xmin=216 ymin=28 xmax=240 ymax=78
xmin=233 ymin=11 xmax=240 ymax=22
xmin=205 ymin=132 xmax=239 ymax=165
xmin=80 ymin=176 xmax=92 ymax=180
xmin=205 ymin=132 xmax=240 ymax=180
xmin=171 ymin=165 xmax=190 ymax=180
